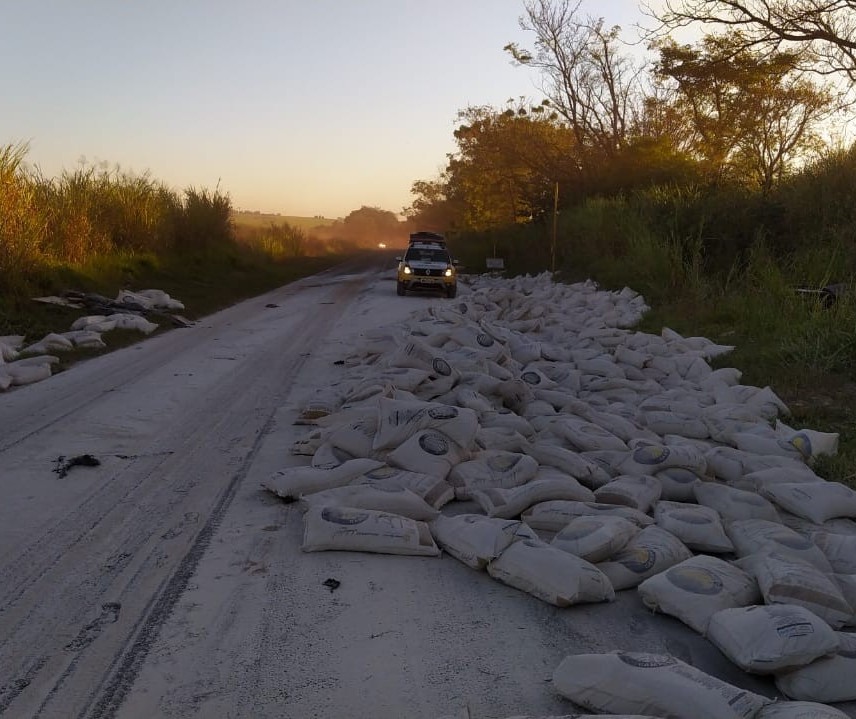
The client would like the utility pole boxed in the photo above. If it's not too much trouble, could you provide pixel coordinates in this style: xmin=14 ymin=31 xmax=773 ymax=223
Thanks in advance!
xmin=551 ymin=180 xmax=559 ymax=273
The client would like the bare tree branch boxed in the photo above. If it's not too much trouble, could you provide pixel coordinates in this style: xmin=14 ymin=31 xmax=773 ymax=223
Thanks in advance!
xmin=648 ymin=0 xmax=856 ymax=81
xmin=507 ymin=0 xmax=644 ymax=156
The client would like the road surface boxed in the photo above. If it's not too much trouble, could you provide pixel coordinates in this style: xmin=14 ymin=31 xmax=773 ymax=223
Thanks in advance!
xmin=0 ymin=258 xmax=852 ymax=718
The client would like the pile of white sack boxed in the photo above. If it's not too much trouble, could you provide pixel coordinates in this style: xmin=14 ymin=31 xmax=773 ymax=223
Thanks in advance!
xmin=262 ymin=273 xmax=856 ymax=717
xmin=0 ymin=289 xmax=182 ymax=391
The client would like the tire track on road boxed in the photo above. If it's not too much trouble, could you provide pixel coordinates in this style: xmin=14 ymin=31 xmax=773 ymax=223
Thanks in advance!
xmin=0 ymin=271 xmax=373 ymax=718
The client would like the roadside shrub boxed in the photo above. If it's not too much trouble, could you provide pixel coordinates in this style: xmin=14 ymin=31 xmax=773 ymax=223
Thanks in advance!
xmin=0 ymin=144 xmax=240 ymax=296
xmin=0 ymin=143 xmax=46 ymax=296
xmin=174 ymin=187 xmax=233 ymax=256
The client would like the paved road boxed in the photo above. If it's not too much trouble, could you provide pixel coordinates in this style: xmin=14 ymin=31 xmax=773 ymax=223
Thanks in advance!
xmin=1 ymin=259 xmax=853 ymax=719
xmin=0 ymin=259 xmax=383 ymax=718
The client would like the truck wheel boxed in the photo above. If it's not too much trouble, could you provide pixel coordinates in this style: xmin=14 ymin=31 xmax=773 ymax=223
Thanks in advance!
xmin=446 ymin=285 xmax=457 ymax=299
xmin=397 ymin=281 xmax=406 ymax=296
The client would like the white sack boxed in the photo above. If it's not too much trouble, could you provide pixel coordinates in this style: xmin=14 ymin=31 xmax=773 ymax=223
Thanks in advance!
xmin=755 ymin=702 xmax=850 ymax=719
xmin=552 ymin=417 xmax=628 ymax=452
xmin=597 ymin=526 xmax=693 ymax=591
xmin=448 ymin=450 xmax=539 ymax=499
xmin=521 ymin=500 xmax=654 ymax=532
xmin=551 ymin=651 xmax=767 ymax=719
xmin=527 ymin=442 xmax=612 ymax=488
xmin=0 ymin=336 xmax=23 ymax=360
xmin=487 ymin=539 xmax=615 ymax=607
xmin=479 ymin=411 xmax=535 ymax=438
xmin=775 ymin=632 xmax=856 ymax=703
xmin=115 ymin=289 xmax=155 ymax=308
xmin=519 ymin=367 xmax=559 ymax=391
xmin=705 ymin=446 xmax=749 ymax=484
xmin=654 ymin=501 xmax=733 ymax=553
xmin=694 ymin=482 xmax=781 ymax=523
xmin=61 ymin=330 xmax=106 ymax=349
xmin=378 ymin=367 xmax=430 ymax=392
xmin=580 ymin=449 xmax=625 ymax=476
xmin=311 ymin=442 xmax=359 ymax=469
xmin=810 ymin=532 xmax=856 ymax=574
xmin=429 ymin=514 xmax=537 ymax=570
xmin=551 ymin=515 xmax=640 ymax=563
xmin=733 ymin=432 xmax=806 ymax=462
xmin=301 ymin=506 xmax=440 ymax=556
xmin=4 ymin=361 xmax=52 ymax=385
xmin=594 ymin=475 xmax=662 ymax=513
xmin=386 ymin=429 xmax=468 ymax=480
xmin=291 ymin=428 xmax=333 ymax=456
xmin=110 ymin=313 xmax=159 ymax=334
xmin=297 ymin=387 xmax=346 ymax=423
xmin=388 ymin=338 xmax=459 ymax=379
xmin=496 ymin=378 xmax=535 ymax=413
xmin=472 ymin=478 xmax=594 ymax=519
xmin=135 ymin=288 xmax=184 ymax=310
xmin=655 ymin=467 xmax=702 ymax=502
xmin=326 ymin=414 xmax=379 ymax=457
xmin=774 ymin=420 xmax=839 ymax=460
xmin=707 ymin=604 xmax=839 ymax=674
xmin=352 ymin=465 xmax=455 ymax=508
xmin=373 ymin=397 xmax=478 ymax=451
xmin=638 ymin=555 xmax=759 ymax=634
xmin=743 ymin=454 xmax=814 ymax=476
xmin=739 ymin=552 xmax=852 ymax=629
xmin=820 ymin=517 xmax=856 ymax=535
xmin=727 ymin=520 xmax=834 ymax=573
xmin=474 ymin=426 xmax=529 ymax=452
xmin=298 ymin=485 xmax=439 ymax=521
xmin=834 ymin=574 xmax=856 ymax=626
xmin=619 ymin=443 xmax=707 ymax=477
xmin=760 ymin=482 xmax=856 ymax=525
xmin=741 ymin=467 xmax=824 ymax=492
xmin=263 ymin=458 xmax=384 ymax=500
xmin=587 ymin=408 xmax=659 ymax=444
xmin=70 ymin=315 xmax=117 ymax=333
xmin=489 ymin=715 xmax=660 ymax=719
xmin=522 ymin=399 xmax=557 ymax=418
xmin=576 ymin=357 xmax=625 ymax=379
xmin=642 ymin=410 xmax=710 ymax=439
xmin=22 ymin=332 xmax=74 ymax=354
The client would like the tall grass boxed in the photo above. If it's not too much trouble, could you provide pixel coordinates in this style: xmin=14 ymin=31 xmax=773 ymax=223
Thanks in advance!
xmin=0 ymin=143 xmax=236 ymax=299
xmin=0 ymin=143 xmax=47 ymax=291
xmin=234 ymin=220 xmax=307 ymax=259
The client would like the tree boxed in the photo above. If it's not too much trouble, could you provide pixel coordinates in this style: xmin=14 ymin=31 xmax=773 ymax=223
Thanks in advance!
xmin=406 ymin=177 xmax=462 ymax=232
xmin=654 ymin=33 xmax=833 ymax=190
xmin=651 ymin=0 xmax=856 ymax=81
xmin=452 ymin=102 xmax=580 ymax=227
xmin=505 ymin=0 xmax=644 ymax=157
xmin=313 ymin=206 xmax=403 ymax=249
xmin=739 ymin=65 xmax=832 ymax=190
xmin=409 ymin=102 xmax=580 ymax=232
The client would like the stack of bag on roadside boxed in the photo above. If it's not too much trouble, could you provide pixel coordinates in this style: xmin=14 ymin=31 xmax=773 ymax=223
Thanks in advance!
xmin=0 ymin=335 xmax=59 ymax=390
xmin=0 ymin=289 xmax=183 ymax=391
xmin=261 ymin=273 xmax=856 ymax=716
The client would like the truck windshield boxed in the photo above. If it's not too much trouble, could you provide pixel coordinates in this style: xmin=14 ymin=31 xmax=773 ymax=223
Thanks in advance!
xmin=406 ymin=249 xmax=448 ymax=263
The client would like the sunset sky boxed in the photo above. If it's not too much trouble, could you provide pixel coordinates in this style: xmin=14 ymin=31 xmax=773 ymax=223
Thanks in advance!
xmin=1 ymin=1 xmax=650 ymax=218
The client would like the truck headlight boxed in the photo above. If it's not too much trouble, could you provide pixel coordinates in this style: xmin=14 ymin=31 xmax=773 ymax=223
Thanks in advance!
xmin=445 ymin=267 xmax=453 ymax=277
xmin=403 ymin=266 xmax=412 ymax=274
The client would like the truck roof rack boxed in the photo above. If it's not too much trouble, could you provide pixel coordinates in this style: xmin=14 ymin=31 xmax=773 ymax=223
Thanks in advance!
xmin=409 ymin=231 xmax=446 ymax=247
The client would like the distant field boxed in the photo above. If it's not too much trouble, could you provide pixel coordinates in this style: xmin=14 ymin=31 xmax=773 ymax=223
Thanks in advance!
xmin=231 ymin=211 xmax=336 ymax=232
